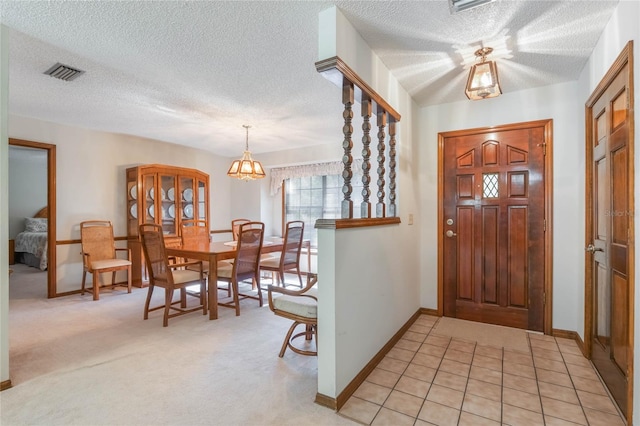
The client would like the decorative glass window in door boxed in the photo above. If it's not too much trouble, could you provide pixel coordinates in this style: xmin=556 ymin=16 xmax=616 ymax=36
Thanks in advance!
xmin=483 ymin=173 xmax=499 ymax=198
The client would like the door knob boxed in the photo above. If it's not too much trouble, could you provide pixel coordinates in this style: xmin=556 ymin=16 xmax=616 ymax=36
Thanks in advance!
xmin=585 ymin=244 xmax=603 ymax=253
xmin=445 ymin=230 xmax=457 ymax=238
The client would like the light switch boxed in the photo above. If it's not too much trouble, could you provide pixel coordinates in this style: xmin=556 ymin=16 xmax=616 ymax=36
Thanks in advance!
xmin=408 ymin=214 xmax=414 ymax=225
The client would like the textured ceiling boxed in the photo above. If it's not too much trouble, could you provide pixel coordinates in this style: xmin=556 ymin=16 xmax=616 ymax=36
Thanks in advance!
xmin=0 ymin=0 xmax=619 ymax=157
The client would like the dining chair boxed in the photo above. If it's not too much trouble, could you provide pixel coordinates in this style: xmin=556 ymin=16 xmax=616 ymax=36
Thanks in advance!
xmin=218 ymin=219 xmax=251 ymax=296
xmin=139 ymin=223 xmax=206 ymax=326
xmin=163 ymin=235 xmax=183 ymax=266
xmin=260 ymin=220 xmax=304 ymax=288
xmin=181 ymin=219 xmax=211 ymax=268
xmin=80 ymin=220 xmax=132 ymax=301
xmin=181 ymin=219 xmax=209 ymax=245
xmin=181 ymin=219 xmax=216 ymax=299
xmin=217 ymin=221 xmax=264 ymax=316
xmin=268 ymin=273 xmax=317 ymax=357
xmin=231 ymin=218 xmax=250 ymax=241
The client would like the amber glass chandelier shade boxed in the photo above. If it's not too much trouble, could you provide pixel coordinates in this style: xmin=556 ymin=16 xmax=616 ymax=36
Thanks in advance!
xmin=227 ymin=125 xmax=266 ymax=181
xmin=465 ymin=47 xmax=502 ymax=100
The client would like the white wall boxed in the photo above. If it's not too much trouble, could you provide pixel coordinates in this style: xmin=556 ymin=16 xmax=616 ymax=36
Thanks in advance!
xmin=228 ymin=176 xmax=261 ymax=230
xmin=8 ymin=147 xmax=47 ymax=239
xmin=418 ymin=81 xmax=583 ymax=332
xmin=8 ymin=114 xmax=233 ymax=292
xmin=575 ymin=0 xmax=640 ymax=419
xmin=315 ymin=6 xmax=421 ymax=399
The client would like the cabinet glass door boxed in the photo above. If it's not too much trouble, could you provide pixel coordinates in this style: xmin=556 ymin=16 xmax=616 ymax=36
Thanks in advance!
xmin=161 ymin=174 xmax=176 ymax=235
xmin=197 ymin=179 xmax=206 ymax=220
xmin=143 ymin=174 xmax=156 ymax=224
xmin=127 ymin=175 xmax=139 ymax=236
xmin=179 ymin=176 xmax=195 ymax=223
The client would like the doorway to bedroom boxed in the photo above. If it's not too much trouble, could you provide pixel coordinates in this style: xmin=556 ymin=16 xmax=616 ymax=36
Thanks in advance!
xmin=8 ymin=138 xmax=56 ymax=298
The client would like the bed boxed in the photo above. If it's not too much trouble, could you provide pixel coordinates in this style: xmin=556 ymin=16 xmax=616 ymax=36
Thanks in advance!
xmin=14 ymin=207 xmax=48 ymax=271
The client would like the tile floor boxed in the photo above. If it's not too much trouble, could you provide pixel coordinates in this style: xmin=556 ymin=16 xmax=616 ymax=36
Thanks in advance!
xmin=339 ymin=314 xmax=626 ymax=425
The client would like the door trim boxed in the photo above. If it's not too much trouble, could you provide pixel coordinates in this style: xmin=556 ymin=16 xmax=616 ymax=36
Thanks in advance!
xmin=584 ymin=40 xmax=634 ymax=424
xmin=9 ymin=138 xmax=57 ymax=298
xmin=437 ymin=119 xmax=554 ymax=335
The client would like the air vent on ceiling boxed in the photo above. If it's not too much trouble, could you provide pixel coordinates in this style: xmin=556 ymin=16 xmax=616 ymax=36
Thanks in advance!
xmin=43 ymin=62 xmax=85 ymax=81
xmin=449 ymin=0 xmax=495 ymax=14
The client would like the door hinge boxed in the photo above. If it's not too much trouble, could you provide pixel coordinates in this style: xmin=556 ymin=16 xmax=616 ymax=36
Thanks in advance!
xmin=628 ymin=87 xmax=631 ymax=110
xmin=543 ymin=292 xmax=546 ymax=305
xmin=543 ymin=219 xmax=546 ymax=232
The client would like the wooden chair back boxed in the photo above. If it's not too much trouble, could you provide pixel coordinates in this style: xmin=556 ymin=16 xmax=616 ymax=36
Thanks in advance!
xmin=181 ymin=219 xmax=209 ymax=245
xmin=80 ymin=220 xmax=117 ymax=265
xmin=139 ymin=223 xmax=173 ymax=286
xmin=281 ymin=221 xmax=304 ymax=268
xmin=231 ymin=218 xmax=250 ymax=241
xmin=233 ymin=222 xmax=264 ymax=282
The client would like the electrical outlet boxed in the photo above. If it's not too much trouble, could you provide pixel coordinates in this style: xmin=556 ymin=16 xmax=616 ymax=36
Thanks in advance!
xmin=408 ymin=214 xmax=414 ymax=225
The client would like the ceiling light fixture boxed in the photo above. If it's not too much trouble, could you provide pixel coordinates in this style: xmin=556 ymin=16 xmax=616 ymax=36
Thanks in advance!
xmin=465 ymin=47 xmax=502 ymax=100
xmin=227 ymin=125 xmax=265 ymax=181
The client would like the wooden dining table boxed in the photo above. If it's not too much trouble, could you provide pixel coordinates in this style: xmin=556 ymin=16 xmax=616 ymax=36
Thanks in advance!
xmin=165 ymin=237 xmax=310 ymax=320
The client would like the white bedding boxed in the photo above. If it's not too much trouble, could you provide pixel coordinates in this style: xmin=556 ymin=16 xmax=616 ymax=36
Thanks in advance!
xmin=15 ymin=231 xmax=48 ymax=270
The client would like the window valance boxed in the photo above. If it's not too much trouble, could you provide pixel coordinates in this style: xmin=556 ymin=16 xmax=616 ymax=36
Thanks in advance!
xmin=269 ymin=159 xmax=363 ymax=196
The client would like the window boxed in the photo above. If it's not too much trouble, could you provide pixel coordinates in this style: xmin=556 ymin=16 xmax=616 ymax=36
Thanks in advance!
xmin=284 ymin=174 xmax=363 ymax=247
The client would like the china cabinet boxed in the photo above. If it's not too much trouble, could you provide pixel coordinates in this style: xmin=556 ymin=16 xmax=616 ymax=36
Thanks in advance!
xmin=126 ymin=164 xmax=209 ymax=286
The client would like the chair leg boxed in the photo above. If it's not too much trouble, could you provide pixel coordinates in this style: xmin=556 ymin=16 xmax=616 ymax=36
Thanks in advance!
xmin=144 ymin=284 xmax=154 ymax=320
xmin=127 ymin=267 xmax=132 ymax=293
xmin=279 ymin=271 xmax=285 ymax=287
xmin=180 ymin=288 xmax=187 ymax=308
xmin=81 ymin=270 xmax=87 ymax=295
xmin=255 ymin=277 xmax=263 ymax=307
xmin=92 ymin=271 xmax=100 ymax=301
xmin=304 ymin=324 xmax=311 ymax=340
xmin=218 ymin=281 xmax=231 ymax=297
xmin=232 ymin=280 xmax=240 ymax=316
xmin=279 ymin=321 xmax=300 ymax=357
xmin=163 ymin=288 xmax=173 ymax=327
xmin=201 ymin=279 xmax=207 ymax=315
xmin=111 ymin=271 xmax=116 ymax=286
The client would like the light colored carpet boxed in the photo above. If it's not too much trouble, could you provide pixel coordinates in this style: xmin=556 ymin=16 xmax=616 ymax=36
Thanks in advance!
xmin=2 ymin=267 xmax=352 ymax=426
xmin=432 ymin=316 xmax=531 ymax=353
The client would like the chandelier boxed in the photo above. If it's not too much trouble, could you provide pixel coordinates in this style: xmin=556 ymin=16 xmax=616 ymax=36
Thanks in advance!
xmin=227 ymin=125 xmax=265 ymax=181
xmin=465 ymin=47 xmax=502 ymax=100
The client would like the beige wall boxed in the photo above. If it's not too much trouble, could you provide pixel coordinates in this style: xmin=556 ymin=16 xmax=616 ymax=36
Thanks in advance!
xmin=8 ymin=114 xmax=233 ymax=292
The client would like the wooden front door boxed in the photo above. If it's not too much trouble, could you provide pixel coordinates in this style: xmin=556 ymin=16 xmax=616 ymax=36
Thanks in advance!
xmin=440 ymin=120 xmax=550 ymax=332
xmin=585 ymin=42 xmax=634 ymax=420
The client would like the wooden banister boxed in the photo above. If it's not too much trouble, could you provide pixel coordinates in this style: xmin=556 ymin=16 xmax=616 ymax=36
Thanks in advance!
xmin=315 ymin=56 xmax=401 ymax=223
